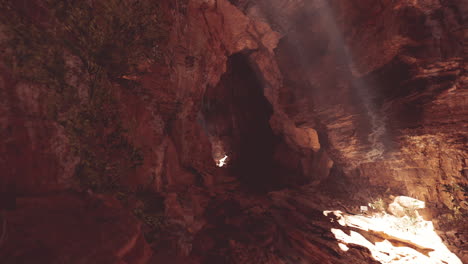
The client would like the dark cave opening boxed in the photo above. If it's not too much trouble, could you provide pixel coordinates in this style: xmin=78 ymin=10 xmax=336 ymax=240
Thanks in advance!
xmin=202 ymin=53 xmax=280 ymax=191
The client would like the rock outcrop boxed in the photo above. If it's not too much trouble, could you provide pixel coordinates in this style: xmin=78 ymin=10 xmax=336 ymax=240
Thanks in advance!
xmin=0 ymin=0 xmax=466 ymax=263
xmin=0 ymin=193 xmax=152 ymax=263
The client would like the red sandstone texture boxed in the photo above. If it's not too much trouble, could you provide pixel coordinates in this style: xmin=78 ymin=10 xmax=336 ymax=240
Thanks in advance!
xmin=0 ymin=0 xmax=467 ymax=263
xmin=1 ymin=193 xmax=151 ymax=264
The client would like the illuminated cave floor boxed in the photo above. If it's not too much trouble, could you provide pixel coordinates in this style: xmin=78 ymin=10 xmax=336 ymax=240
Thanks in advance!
xmin=171 ymin=182 xmax=465 ymax=264
xmin=4 ymin=184 xmax=464 ymax=263
xmin=273 ymin=186 xmax=463 ymax=264
xmin=324 ymin=202 xmax=461 ymax=263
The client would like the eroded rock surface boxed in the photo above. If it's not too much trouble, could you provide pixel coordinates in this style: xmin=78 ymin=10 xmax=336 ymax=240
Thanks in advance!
xmin=0 ymin=0 xmax=466 ymax=263
xmin=0 ymin=193 xmax=151 ymax=264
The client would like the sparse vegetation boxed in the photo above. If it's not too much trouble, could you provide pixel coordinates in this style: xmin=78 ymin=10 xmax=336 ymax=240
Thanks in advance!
xmin=1 ymin=0 xmax=165 ymax=83
xmin=392 ymin=216 xmax=423 ymax=233
xmin=440 ymin=183 xmax=468 ymax=224
xmin=369 ymin=197 xmax=386 ymax=212
xmin=0 ymin=0 xmax=168 ymax=243
xmin=0 ymin=0 xmax=166 ymax=192
xmin=367 ymin=197 xmax=425 ymax=233
xmin=401 ymin=205 xmax=420 ymax=229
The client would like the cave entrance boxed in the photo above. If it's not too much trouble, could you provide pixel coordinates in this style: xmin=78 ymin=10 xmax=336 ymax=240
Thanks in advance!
xmin=202 ymin=53 xmax=278 ymax=191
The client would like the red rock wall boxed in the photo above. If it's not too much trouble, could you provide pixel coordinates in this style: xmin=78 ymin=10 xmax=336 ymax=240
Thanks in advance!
xmin=1 ymin=0 xmax=467 ymax=262
xmin=243 ymin=0 xmax=467 ymax=203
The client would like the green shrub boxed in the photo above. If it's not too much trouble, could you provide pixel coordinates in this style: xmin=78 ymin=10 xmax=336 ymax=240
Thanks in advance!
xmin=369 ymin=197 xmax=386 ymax=212
xmin=442 ymin=183 xmax=468 ymax=217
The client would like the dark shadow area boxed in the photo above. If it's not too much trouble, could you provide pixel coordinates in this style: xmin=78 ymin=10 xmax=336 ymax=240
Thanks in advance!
xmin=202 ymin=53 xmax=281 ymax=192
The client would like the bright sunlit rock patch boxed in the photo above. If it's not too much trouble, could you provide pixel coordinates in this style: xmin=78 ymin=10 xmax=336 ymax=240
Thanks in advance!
xmin=216 ymin=155 xmax=228 ymax=167
xmin=324 ymin=196 xmax=462 ymax=264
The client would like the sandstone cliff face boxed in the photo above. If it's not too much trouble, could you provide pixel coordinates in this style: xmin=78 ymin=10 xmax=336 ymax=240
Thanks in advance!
xmin=244 ymin=0 xmax=468 ymax=257
xmin=0 ymin=0 xmax=466 ymax=263
xmin=230 ymin=0 xmax=467 ymax=238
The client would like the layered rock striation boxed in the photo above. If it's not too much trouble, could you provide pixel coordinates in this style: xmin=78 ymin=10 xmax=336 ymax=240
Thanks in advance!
xmin=0 ymin=0 xmax=466 ymax=263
